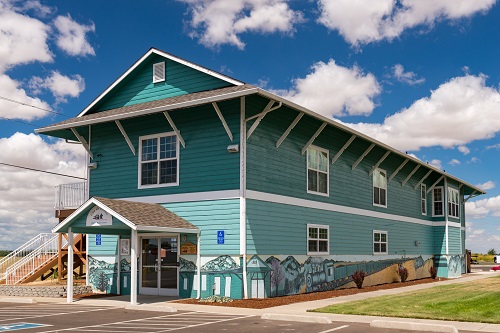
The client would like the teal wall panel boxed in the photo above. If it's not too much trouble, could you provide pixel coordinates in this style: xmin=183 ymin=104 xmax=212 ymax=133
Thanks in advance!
xmin=91 ymin=53 xmax=232 ymax=113
xmin=246 ymin=199 xmax=434 ymax=256
xmin=448 ymin=226 xmax=462 ymax=255
xmin=163 ymin=199 xmax=240 ymax=255
xmin=88 ymin=99 xmax=240 ymax=199
xmin=433 ymin=226 xmax=446 ymax=254
xmin=88 ymin=234 xmax=119 ymax=256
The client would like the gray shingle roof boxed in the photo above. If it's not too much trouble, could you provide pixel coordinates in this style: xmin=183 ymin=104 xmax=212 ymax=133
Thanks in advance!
xmin=94 ymin=197 xmax=198 ymax=231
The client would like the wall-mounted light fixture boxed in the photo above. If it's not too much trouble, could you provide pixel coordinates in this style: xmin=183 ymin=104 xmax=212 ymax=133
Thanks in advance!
xmin=227 ymin=144 xmax=239 ymax=153
xmin=415 ymin=241 xmax=421 ymax=246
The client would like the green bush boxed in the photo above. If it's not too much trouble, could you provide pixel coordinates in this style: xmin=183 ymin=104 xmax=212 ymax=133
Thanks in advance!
xmin=198 ymin=295 xmax=233 ymax=303
xmin=351 ymin=270 xmax=366 ymax=289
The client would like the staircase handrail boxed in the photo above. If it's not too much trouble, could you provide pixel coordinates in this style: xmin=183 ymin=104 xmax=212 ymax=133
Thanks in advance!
xmin=0 ymin=233 xmax=58 ymax=278
xmin=4 ymin=234 xmax=70 ymax=285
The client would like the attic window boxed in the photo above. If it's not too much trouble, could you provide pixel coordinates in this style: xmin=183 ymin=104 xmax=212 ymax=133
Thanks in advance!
xmin=153 ymin=62 xmax=165 ymax=83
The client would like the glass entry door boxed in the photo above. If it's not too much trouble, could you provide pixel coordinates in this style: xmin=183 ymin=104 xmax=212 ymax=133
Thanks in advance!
xmin=140 ymin=236 xmax=178 ymax=296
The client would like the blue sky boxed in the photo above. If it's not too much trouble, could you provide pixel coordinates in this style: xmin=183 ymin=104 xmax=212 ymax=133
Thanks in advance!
xmin=1 ymin=0 xmax=500 ymax=253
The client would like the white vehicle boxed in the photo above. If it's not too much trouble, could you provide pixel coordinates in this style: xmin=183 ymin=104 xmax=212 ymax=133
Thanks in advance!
xmin=495 ymin=255 xmax=500 ymax=264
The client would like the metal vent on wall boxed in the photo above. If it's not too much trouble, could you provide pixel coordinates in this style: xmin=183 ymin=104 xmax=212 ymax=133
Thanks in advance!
xmin=153 ymin=62 xmax=165 ymax=83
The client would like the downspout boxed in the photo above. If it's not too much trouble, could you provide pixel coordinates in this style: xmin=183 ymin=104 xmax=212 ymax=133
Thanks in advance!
xmin=240 ymin=96 xmax=248 ymax=299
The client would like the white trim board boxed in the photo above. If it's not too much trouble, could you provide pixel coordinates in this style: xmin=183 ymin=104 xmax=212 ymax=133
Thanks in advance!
xmin=119 ymin=189 xmax=240 ymax=204
xmin=247 ymin=190 xmax=450 ymax=228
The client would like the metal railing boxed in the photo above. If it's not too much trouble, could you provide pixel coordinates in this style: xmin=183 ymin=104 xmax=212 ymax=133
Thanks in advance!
xmin=4 ymin=234 xmax=69 ymax=285
xmin=55 ymin=182 xmax=88 ymax=210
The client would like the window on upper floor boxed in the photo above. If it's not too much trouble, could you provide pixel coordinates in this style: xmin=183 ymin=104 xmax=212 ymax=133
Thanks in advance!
xmin=307 ymin=224 xmax=329 ymax=255
xmin=448 ymin=188 xmax=459 ymax=218
xmin=307 ymin=146 xmax=329 ymax=196
xmin=138 ymin=132 xmax=179 ymax=188
xmin=373 ymin=230 xmax=388 ymax=254
xmin=373 ymin=168 xmax=387 ymax=207
xmin=153 ymin=62 xmax=165 ymax=83
xmin=433 ymin=186 xmax=444 ymax=216
xmin=421 ymin=184 xmax=427 ymax=215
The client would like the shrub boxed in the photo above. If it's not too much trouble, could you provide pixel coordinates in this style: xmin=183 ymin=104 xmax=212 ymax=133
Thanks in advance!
xmin=429 ymin=266 xmax=437 ymax=279
xmin=198 ymin=295 xmax=233 ymax=303
xmin=397 ymin=265 xmax=408 ymax=283
xmin=351 ymin=270 xmax=366 ymax=289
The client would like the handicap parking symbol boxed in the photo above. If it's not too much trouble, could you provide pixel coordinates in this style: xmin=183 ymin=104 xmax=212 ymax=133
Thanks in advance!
xmin=0 ymin=323 xmax=48 ymax=331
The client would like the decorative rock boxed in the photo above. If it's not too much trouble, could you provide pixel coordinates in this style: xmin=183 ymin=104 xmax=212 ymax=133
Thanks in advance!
xmin=0 ymin=285 xmax=93 ymax=298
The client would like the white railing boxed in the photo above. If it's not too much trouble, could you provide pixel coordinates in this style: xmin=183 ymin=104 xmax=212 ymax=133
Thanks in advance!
xmin=55 ymin=182 xmax=88 ymax=210
xmin=0 ymin=233 xmax=58 ymax=282
xmin=4 ymin=234 xmax=69 ymax=285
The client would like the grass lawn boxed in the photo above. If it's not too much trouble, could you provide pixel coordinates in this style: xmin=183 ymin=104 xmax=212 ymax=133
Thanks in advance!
xmin=312 ymin=276 xmax=500 ymax=323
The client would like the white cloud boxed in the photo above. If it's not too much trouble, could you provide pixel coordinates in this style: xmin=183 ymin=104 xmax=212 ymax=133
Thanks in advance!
xmin=273 ymin=59 xmax=381 ymax=117
xmin=317 ymin=0 xmax=496 ymax=46
xmin=30 ymin=71 xmax=85 ymax=103
xmin=476 ymin=180 xmax=495 ymax=191
xmin=486 ymin=143 xmax=500 ymax=150
xmin=0 ymin=133 xmax=86 ymax=250
xmin=466 ymin=195 xmax=500 ymax=219
xmin=0 ymin=74 xmax=52 ymax=121
xmin=344 ymin=74 xmax=500 ymax=152
xmin=392 ymin=64 xmax=425 ymax=85
xmin=54 ymin=14 xmax=95 ymax=56
xmin=448 ymin=159 xmax=460 ymax=166
xmin=429 ymin=159 xmax=442 ymax=169
xmin=0 ymin=1 xmax=52 ymax=71
xmin=458 ymin=145 xmax=470 ymax=155
xmin=179 ymin=0 xmax=304 ymax=49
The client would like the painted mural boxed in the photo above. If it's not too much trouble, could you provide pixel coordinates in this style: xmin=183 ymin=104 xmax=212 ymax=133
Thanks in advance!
xmin=177 ymin=254 xmax=434 ymax=299
xmin=88 ymin=256 xmax=118 ymax=293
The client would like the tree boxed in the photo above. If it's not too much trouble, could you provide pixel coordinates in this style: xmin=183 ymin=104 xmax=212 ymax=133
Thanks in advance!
xmin=487 ymin=248 xmax=496 ymax=255
xmin=96 ymin=272 xmax=110 ymax=292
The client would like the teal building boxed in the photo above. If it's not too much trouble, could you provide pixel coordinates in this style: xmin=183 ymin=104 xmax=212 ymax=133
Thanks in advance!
xmin=37 ymin=48 xmax=484 ymax=303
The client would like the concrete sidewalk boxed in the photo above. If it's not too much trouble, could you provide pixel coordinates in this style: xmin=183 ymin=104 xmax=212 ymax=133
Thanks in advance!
xmin=2 ymin=269 xmax=500 ymax=332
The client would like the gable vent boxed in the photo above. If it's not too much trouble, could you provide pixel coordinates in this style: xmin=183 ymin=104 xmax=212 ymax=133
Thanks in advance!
xmin=153 ymin=62 xmax=165 ymax=83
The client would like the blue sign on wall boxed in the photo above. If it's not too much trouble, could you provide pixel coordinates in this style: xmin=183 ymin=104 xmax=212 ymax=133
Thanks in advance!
xmin=96 ymin=234 xmax=102 ymax=246
xmin=217 ymin=230 xmax=224 ymax=244
xmin=0 ymin=323 xmax=48 ymax=332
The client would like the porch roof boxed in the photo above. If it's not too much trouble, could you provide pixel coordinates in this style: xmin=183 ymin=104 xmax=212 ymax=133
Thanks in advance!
xmin=53 ymin=196 xmax=199 ymax=234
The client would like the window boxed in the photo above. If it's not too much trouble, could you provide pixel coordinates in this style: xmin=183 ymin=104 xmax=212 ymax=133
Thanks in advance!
xmin=153 ymin=62 xmax=165 ymax=83
xmin=373 ymin=230 xmax=387 ymax=254
xmin=421 ymin=184 xmax=427 ymax=215
xmin=138 ymin=133 xmax=179 ymax=188
xmin=448 ymin=188 xmax=459 ymax=218
xmin=373 ymin=168 xmax=387 ymax=207
xmin=433 ymin=187 xmax=444 ymax=216
xmin=307 ymin=224 xmax=329 ymax=255
xmin=307 ymin=146 xmax=329 ymax=195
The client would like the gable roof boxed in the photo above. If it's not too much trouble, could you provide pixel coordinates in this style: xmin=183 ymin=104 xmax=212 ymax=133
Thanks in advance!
xmin=53 ymin=196 xmax=199 ymax=233
xmin=77 ymin=47 xmax=244 ymax=118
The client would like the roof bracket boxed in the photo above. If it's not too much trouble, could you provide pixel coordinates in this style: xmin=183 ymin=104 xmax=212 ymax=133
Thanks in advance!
xmin=369 ymin=151 xmax=391 ymax=176
xmin=301 ymin=122 xmax=327 ymax=155
xmin=70 ymin=128 xmax=93 ymax=159
xmin=163 ymin=112 xmax=185 ymax=148
xmin=212 ymin=102 xmax=233 ymax=141
xmin=332 ymin=135 xmax=356 ymax=164
xmin=276 ymin=112 xmax=303 ymax=148
xmin=414 ymin=170 xmax=433 ymax=190
xmin=464 ymin=190 xmax=478 ymax=203
xmin=402 ymin=165 xmax=421 ymax=186
xmin=427 ymin=175 xmax=445 ymax=194
xmin=246 ymin=100 xmax=282 ymax=139
xmin=115 ymin=120 xmax=136 ymax=155
xmin=352 ymin=143 xmax=375 ymax=170
xmin=389 ymin=158 xmax=409 ymax=182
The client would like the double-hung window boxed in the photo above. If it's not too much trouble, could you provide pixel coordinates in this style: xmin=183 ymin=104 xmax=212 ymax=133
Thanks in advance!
xmin=307 ymin=224 xmax=329 ymax=255
xmin=433 ymin=187 xmax=444 ymax=216
xmin=307 ymin=146 xmax=329 ymax=195
xmin=373 ymin=168 xmax=387 ymax=207
xmin=421 ymin=184 xmax=427 ymax=215
xmin=448 ymin=188 xmax=459 ymax=218
xmin=373 ymin=230 xmax=388 ymax=254
xmin=139 ymin=133 xmax=179 ymax=188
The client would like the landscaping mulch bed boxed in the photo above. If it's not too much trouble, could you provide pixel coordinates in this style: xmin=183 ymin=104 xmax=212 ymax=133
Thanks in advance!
xmin=175 ymin=278 xmax=441 ymax=309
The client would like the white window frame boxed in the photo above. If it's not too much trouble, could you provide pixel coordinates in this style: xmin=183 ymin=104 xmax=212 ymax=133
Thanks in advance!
xmin=307 ymin=224 xmax=329 ymax=256
xmin=306 ymin=145 xmax=329 ymax=196
xmin=421 ymin=184 xmax=427 ymax=215
xmin=373 ymin=168 xmax=387 ymax=208
xmin=138 ymin=132 xmax=179 ymax=189
xmin=153 ymin=62 xmax=165 ymax=83
xmin=432 ymin=186 xmax=444 ymax=217
xmin=448 ymin=188 xmax=459 ymax=219
xmin=373 ymin=230 xmax=388 ymax=255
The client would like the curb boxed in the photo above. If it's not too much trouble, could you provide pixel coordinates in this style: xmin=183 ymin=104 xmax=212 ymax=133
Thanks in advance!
xmin=125 ymin=304 xmax=177 ymax=312
xmin=0 ymin=298 xmax=37 ymax=304
xmin=371 ymin=320 xmax=458 ymax=333
xmin=261 ymin=313 xmax=332 ymax=324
